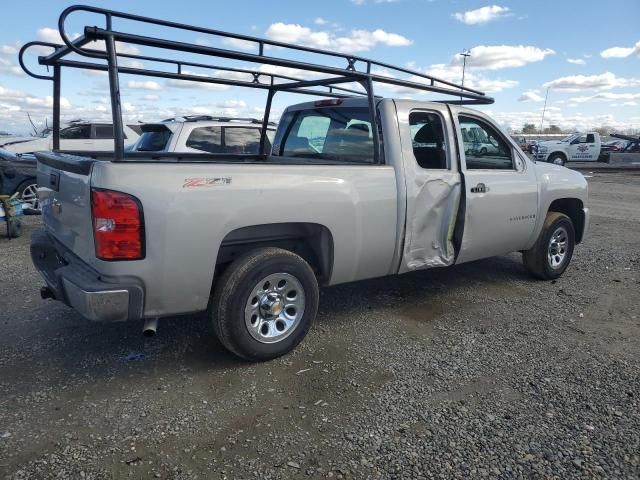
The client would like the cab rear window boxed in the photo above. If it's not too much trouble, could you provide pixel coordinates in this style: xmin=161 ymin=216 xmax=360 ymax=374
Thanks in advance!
xmin=273 ymin=107 xmax=374 ymax=163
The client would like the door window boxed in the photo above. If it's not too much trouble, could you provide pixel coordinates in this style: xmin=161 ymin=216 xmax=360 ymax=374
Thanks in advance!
xmin=459 ymin=116 xmax=513 ymax=170
xmin=223 ymin=127 xmax=262 ymax=154
xmin=409 ymin=111 xmax=447 ymax=169
xmin=186 ymin=126 xmax=223 ymax=153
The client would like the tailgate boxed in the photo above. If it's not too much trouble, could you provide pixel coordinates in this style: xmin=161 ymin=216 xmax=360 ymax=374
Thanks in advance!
xmin=35 ymin=152 xmax=97 ymax=260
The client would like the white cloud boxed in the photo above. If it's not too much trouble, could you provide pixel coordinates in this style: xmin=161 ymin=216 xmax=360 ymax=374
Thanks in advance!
xmin=518 ymin=90 xmax=544 ymax=102
xmin=600 ymin=40 xmax=640 ymax=59
xmin=1 ymin=44 xmax=19 ymax=55
xmin=567 ymin=58 xmax=586 ymax=65
xmin=215 ymin=99 xmax=247 ymax=109
xmin=265 ymin=22 xmax=412 ymax=53
xmin=166 ymin=69 xmax=231 ymax=91
xmin=0 ymin=57 xmax=24 ymax=76
xmin=142 ymin=94 xmax=160 ymax=101
xmin=0 ymin=42 xmax=24 ymax=76
xmin=221 ymin=37 xmax=258 ymax=51
xmin=124 ymin=59 xmax=145 ymax=69
xmin=314 ymin=17 xmax=328 ymax=25
xmin=127 ymin=80 xmax=162 ymax=91
xmin=486 ymin=108 xmax=637 ymax=132
xmin=378 ymin=63 xmax=518 ymax=94
xmin=453 ymin=5 xmax=511 ymax=25
xmin=544 ymin=72 xmax=640 ymax=91
xmin=37 ymin=27 xmax=79 ymax=45
xmin=456 ymin=45 xmax=555 ymax=70
xmin=566 ymin=92 xmax=640 ymax=104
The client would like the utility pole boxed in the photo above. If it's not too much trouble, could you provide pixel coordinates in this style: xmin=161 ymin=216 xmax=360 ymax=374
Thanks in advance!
xmin=539 ymin=87 xmax=550 ymax=133
xmin=459 ymin=49 xmax=471 ymax=100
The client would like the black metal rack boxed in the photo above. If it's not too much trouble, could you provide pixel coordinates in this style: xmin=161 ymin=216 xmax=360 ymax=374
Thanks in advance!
xmin=19 ymin=4 xmax=494 ymax=162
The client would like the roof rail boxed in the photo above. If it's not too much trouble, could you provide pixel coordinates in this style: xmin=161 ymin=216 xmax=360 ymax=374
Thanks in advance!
xmin=162 ymin=115 xmax=277 ymax=125
xmin=19 ymin=4 xmax=494 ymax=162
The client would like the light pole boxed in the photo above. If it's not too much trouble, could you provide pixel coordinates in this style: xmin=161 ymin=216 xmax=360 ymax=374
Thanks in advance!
xmin=539 ymin=87 xmax=550 ymax=134
xmin=459 ymin=49 xmax=471 ymax=90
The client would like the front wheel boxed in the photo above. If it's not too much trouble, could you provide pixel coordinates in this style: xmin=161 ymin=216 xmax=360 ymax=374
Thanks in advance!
xmin=523 ymin=212 xmax=575 ymax=280
xmin=210 ymin=247 xmax=319 ymax=361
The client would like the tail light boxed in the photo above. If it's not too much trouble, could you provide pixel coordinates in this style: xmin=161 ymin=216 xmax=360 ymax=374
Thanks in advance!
xmin=91 ymin=188 xmax=144 ymax=260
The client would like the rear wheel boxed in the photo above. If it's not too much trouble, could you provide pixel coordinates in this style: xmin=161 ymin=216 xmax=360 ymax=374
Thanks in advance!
xmin=210 ymin=247 xmax=319 ymax=361
xmin=523 ymin=212 xmax=575 ymax=280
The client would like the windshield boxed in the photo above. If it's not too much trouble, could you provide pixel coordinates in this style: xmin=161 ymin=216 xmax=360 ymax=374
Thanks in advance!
xmin=561 ymin=134 xmax=578 ymax=142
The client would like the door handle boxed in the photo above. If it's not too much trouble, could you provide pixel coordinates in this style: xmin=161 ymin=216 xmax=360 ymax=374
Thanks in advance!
xmin=470 ymin=183 xmax=489 ymax=193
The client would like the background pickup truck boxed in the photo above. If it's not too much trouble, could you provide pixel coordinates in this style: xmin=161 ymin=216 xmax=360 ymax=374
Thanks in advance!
xmin=535 ymin=131 xmax=602 ymax=166
xmin=32 ymin=97 xmax=589 ymax=361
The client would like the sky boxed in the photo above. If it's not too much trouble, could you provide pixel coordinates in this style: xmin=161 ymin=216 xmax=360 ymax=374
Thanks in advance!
xmin=0 ymin=0 xmax=639 ymax=135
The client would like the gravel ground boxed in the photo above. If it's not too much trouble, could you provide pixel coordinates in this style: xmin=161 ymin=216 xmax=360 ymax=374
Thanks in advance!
xmin=1 ymin=172 xmax=639 ymax=479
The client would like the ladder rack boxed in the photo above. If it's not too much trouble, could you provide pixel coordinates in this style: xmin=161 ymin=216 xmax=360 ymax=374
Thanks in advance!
xmin=19 ymin=4 xmax=494 ymax=162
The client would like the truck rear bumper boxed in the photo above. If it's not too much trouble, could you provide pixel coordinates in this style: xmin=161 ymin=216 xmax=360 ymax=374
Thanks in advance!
xmin=30 ymin=229 xmax=144 ymax=322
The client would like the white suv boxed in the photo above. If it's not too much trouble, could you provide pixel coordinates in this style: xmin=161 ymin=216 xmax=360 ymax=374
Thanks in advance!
xmin=128 ymin=116 xmax=276 ymax=154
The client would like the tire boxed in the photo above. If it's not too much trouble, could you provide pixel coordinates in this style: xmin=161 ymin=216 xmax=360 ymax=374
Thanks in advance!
xmin=548 ymin=153 xmax=566 ymax=167
xmin=210 ymin=247 xmax=319 ymax=361
xmin=523 ymin=212 xmax=575 ymax=280
xmin=16 ymin=179 xmax=40 ymax=214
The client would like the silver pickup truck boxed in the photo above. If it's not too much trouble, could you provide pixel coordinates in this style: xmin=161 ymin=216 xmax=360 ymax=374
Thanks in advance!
xmin=25 ymin=6 xmax=589 ymax=361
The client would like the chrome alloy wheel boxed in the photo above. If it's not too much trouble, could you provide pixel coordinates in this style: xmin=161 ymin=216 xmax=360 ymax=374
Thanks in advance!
xmin=548 ymin=226 xmax=568 ymax=269
xmin=244 ymin=273 xmax=305 ymax=344
xmin=20 ymin=183 xmax=39 ymax=210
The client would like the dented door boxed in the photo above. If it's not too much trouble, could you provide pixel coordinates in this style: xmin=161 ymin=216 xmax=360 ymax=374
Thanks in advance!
xmin=394 ymin=101 xmax=462 ymax=273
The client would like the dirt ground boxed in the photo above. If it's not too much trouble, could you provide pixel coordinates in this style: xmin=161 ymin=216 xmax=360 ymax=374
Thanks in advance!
xmin=0 ymin=171 xmax=639 ymax=479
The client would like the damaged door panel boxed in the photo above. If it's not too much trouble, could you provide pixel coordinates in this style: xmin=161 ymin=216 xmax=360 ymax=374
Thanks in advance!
xmin=395 ymin=102 xmax=462 ymax=273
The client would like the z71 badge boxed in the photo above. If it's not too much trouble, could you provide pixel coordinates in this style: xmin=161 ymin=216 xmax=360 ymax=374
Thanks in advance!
xmin=183 ymin=177 xmax=232 ymax=188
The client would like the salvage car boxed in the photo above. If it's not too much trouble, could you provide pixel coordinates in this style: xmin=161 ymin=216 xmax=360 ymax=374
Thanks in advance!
xmin=0 ymin=148 xmax=39 ymax=213
xmin=24 ymin=6 xmax=590 ymax=362
xmin=0 ymin=121 xmax=140 ymax=154
xmin=598 ymin=134 xmax=640 ymax=163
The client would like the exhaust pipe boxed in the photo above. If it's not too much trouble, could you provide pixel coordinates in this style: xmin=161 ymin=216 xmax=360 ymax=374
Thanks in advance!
xmin=142 ymin=317 xmax=158 ymax=337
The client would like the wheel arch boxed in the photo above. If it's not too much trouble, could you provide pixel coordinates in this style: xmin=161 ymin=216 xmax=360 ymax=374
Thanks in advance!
xmin=214 ymin=222 xmax=334 ymax=287
xmin=548 ymin=198 xmax=585 ymax=243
